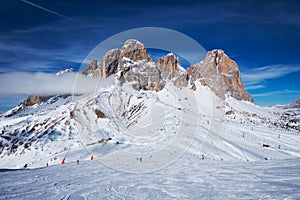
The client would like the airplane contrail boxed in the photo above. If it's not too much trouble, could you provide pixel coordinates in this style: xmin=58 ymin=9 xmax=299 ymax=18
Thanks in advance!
xmin=20 ymin=0 xmax=69 ymax=19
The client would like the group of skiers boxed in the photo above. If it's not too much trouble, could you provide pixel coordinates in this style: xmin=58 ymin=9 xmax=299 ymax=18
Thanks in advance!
xmin=44 ymin=155 xmax=94 ymax=167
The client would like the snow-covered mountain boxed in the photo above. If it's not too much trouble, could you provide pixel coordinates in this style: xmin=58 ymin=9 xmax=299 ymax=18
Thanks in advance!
xmin=0 ymin=39 xmax=299 ymax=170
xmin=56 ymin=68 xmax=75 ymax=76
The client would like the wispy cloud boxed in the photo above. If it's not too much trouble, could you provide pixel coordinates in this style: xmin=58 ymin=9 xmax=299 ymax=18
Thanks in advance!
xmin=0 ymin=39 xmax=87 ymax=73
xmin=0 ymin=72 xmax=107 ymax=95
xmin=242 ymin=64 xmax=300 ymax=87
xmin=245 ymin=84 xmax=265 ymax=90
xmin=20 ymin=0 xmax=69 ymax=19
xmin=252 ymin=89 xmax=300 ymax=97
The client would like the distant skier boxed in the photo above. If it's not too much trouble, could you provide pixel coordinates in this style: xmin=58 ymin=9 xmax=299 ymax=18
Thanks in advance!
xmin=76 ymin=159 xmax=80 ymax=165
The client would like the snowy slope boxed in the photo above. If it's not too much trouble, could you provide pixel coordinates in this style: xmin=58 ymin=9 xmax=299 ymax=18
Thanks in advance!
xmin=0 ymin=72 xmax=300 ymax=199
xmin=0 ymin=156 xmax=299 ymax=199
xmin=0 ymin=74 xmax=299 ymax=171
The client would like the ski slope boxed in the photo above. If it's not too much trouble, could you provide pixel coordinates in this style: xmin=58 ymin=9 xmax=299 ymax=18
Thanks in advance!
xmin=0 ymin=78 xmax=299 ymax=170
xmin=0 ymin=76 xmax=299 ymax=199
xmin=0 ymin=156 xmax=299 ymax=199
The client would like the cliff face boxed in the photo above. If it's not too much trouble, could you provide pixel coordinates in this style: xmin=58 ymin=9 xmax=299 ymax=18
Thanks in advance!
xmin=82 ymin=40 xmax=252 ymax=102
xmin=25 ymin=96 xmax=49 ymax=106
xmin=120 ymin=58 xmax=164 ymax=91
xmin=81 ymin=59 xmax=97 ymax=77
xmin=156 ymin=53 xmax=188 ymax=88
xmin=120 ymin=39 xmax=152 ymax=62
xmin=96 ymin=49 xmax=121 ymax=78
xmin=187 ymin=50 xmax=253 ymax=102
xmin=82 ymin=39 xmax=185 ymax=91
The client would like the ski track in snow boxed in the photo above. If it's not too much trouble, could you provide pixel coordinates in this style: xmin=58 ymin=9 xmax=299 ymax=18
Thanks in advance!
xmin=0 ymin=157 xmax=300 ymax=199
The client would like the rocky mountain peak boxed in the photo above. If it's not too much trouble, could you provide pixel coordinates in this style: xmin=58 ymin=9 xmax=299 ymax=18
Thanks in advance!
xmin=204 ymin=49 xmax=239 ymax=75
xmin=291 ymin=98 xmax=300 ymax=108
xmin=188 ymin=49 xmax=253 ymax=102
xmin=206 ymin=49 xmax=223 ymax=66
xmin=88 ymin=39 xmax=153 ymax=79
xmin=56 ymin=68 xmax=75 ymax=76
xmin=121 ymin=39 xmax=152 ymax=62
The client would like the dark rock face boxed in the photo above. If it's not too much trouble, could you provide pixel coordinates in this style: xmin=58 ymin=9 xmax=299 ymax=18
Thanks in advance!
xmin=121 ymin=60 xmax=164 ymax=91
xmin=91 ymin=39 xmax=152 ymax=79
xmin=291 ymin=98 xmax=300 ymax=108
xmin=186 ymin=65 xmax=206 ymax=90
xmin=156 ymin=53 xmax=188 ymax=87
xmin=95 ymin=109 xmax=107 ymax=118
xmin=83 ymin=39 xmax=164 ymax=91
xmin=25 ymin=96 xmax=50 ymax=106
xmin=187 ymin=50 xmax=253 ymax=102
xmin=81 ymin=59 xmax=97 ymax=77
xmin=94 ymin=49 xmax=121 ymax=78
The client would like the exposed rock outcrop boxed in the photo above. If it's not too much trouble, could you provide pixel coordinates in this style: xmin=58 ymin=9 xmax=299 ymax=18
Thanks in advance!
xmin=291 ymin=98 xmax=300 ymax=108
xmin=187 ymin=50 xmax=253 ymax=102
xmin=120 ymin=39 xmax=152 ymax=62
xmin=84 ymin=39 xmax=164 ymax=91
xmin=91 ymin=40 xmax=153 ymax=79
xmin=120 ymin=58 xmax=164 ymax=91
xmin=95 ymin=109 xmax=107 ymax=118
xmin=25 ymin=96 xmax=50 ymax=107
xmin=82 ymin=40 xmax=252 ymax=102
xmin=81 ymin=59 xmax=98 ymax=77
xmin=186 ymin=64 xmax=206 ymax=90
xmin=94 ymin=49 xmax=121 ymax=78
xmin=156 ymin=53 xmax=188 ymax=87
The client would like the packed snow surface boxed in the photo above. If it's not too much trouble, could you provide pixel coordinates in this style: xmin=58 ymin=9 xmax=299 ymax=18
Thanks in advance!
xmin=0 ymin=157 xmax=299 ymax=199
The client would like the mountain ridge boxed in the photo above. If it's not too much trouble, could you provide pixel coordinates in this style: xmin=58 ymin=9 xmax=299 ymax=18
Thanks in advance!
xmin=82 ymin=39 xmax=252 ymax=102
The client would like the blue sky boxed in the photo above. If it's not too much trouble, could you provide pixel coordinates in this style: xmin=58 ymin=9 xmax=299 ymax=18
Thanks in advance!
xmin=0 ymin=0 xmax=300 ymax=112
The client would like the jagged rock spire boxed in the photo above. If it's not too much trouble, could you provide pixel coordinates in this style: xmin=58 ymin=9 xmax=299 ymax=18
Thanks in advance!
xmin=187 ymin=49 xmax=253 ymax=102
